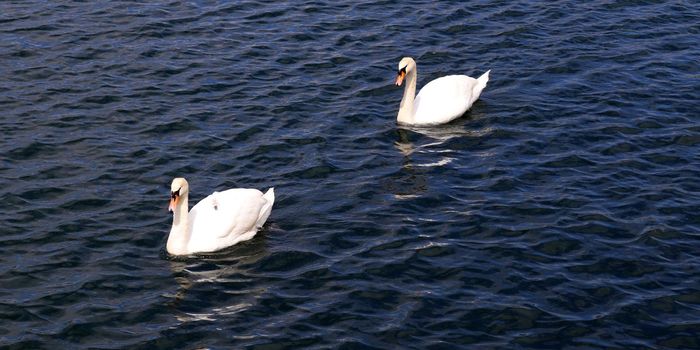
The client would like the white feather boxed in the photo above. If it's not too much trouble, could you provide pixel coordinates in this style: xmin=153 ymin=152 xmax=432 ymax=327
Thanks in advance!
xmin=167 ymin=178 xmax=274 ymax=255
xmin=396 ymin=57 xmax=490 ymax=126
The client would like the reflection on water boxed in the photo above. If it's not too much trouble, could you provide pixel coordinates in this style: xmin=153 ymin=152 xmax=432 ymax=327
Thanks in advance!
xmin=391 ymin=124 xmax=493 ymax=199
xmin=167 ymin=236 xmax=269 ymax=323
xmin=389 ymin=128 xmax=428 ymax=199
xmin=396 ymin=122 xmax=494 ymax=157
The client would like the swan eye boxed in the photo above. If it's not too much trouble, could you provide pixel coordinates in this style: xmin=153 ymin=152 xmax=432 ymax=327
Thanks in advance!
xmin=171 ymin=188 xmax=180 ymax=199
xmin=398 ymin=66 xmax=407 ymax=75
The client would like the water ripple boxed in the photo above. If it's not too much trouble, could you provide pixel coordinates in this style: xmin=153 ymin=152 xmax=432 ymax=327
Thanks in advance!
xmin=1 ymin=0 xmax=700 ymax=349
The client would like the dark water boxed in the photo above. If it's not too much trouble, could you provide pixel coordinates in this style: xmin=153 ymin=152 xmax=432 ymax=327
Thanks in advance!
xmin=1 ymin=0 xmax=699 ymax=348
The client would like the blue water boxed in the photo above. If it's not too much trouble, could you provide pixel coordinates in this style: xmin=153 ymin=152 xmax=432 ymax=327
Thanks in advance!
xmin=1 ymin=1 xmax=699 ymax=349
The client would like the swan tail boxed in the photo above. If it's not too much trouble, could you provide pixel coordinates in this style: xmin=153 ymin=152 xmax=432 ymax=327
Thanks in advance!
xmin=255 ymin=187 xmax=275 ymax=228
xmin=469 ymin=70 xmax=490 ymax=105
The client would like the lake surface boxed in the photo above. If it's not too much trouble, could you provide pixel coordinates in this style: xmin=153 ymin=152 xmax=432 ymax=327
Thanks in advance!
xmin=1 ymin=1 xmax=699 ymax=349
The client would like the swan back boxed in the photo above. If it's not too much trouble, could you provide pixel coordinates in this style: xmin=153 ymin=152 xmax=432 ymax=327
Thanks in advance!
xmin=413 ymin=70 xmax=490 ymax=125
xmin=413 ymin=75 xmax=476 ymax=125
xmin=187 ymin=188 xmax=271 ymax=253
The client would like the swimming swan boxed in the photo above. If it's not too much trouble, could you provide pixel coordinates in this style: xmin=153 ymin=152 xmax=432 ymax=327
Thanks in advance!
xmin=395 ymin=57 xmax=490 ymax=126
xmin=166 ymin=177 xmax=274 ymax=255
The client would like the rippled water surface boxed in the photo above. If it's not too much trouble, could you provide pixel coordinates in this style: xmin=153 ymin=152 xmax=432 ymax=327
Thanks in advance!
xmin=2 ymin=1 xmax=700 ymax=349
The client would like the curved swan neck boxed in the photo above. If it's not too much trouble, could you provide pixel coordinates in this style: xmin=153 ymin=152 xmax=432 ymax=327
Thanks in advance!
xmin=167 ymin=194 xmax=190 ymax=255
xmin=397 ymin=67 xmax=417 ymax=124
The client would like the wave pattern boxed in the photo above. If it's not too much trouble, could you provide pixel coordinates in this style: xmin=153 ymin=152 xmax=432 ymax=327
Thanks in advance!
xmin=1 ymin=0 xmax=699 ymax=348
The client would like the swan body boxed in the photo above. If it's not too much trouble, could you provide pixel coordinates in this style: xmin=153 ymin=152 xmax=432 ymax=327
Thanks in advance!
xmin=395 ymin=57 xmax=490 ymax=126
xmin=167 ymin=177 xmax=274 ymax=255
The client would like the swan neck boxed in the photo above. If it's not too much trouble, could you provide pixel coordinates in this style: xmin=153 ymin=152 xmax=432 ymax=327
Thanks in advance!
xmin=397 ymin=68 xmax=417 ymax=124
xmin=167 ymin=195 xmax=190 ymax=255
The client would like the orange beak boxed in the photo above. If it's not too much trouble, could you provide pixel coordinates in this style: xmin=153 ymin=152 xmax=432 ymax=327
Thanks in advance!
xmin=169 ymin=193 xmax=179 ymax=212
xmin=395 ymin=71 xmax=406 ymax=86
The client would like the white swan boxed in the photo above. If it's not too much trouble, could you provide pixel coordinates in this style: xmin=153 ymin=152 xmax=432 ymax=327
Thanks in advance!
xmin=166 ymin=177 xmax=275 ymax=255
xmin=395 ymin=57 xmax=490 ymax=126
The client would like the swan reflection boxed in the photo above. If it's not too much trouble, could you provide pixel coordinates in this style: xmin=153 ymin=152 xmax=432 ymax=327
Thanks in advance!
xmin=391 ymin=124 xmax=492 ymax=199
xmin=166 ymin=236 xmax=269 ymax=322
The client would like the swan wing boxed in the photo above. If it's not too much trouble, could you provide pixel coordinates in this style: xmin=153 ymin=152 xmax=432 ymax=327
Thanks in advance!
xmin=187 ymin=188 xmax=270 ymax=253
xmin=413 ymin=75 xmax=476 ymax=125
xmin=413 ymin=70 xmax=489 ymax=125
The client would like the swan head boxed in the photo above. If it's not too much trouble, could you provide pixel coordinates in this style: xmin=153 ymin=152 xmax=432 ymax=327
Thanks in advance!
xmin=395 ymin=57 xmax=416 ymax=86
xmin=169 ymin=177 xmax=189 ymax=212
